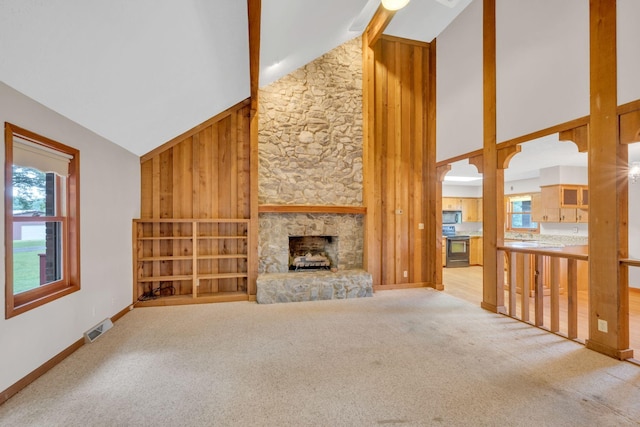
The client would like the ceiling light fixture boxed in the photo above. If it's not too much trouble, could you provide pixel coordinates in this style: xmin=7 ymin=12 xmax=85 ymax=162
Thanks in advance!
xmin=381 ymin=0 xmax=411 ymax=11
xmin=630 ymin=161 xmax=640 ymax=184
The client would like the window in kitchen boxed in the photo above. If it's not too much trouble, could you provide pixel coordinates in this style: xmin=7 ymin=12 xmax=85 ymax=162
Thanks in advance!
xmin=506 ymin=194 xmax=538 ymax=232
xmin=4 ymin=123 xmax=80 ymax=319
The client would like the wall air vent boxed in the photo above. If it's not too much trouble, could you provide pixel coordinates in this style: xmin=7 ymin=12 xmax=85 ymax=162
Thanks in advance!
xmin=84 ymin=318 xmax=113 ymax=343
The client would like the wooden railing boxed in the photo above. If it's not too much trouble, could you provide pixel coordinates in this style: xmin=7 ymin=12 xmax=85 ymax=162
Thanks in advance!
xmin=498 ymin=246 xmax=589 ymax=341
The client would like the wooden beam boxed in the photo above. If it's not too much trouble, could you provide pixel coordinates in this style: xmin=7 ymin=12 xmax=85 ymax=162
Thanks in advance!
xmin=248 ymin=0 xmax=261 ymax=113
xmin=246 ymin=0 xmax=261 ymax=296
xmin=586 ymin=0 xmax=632 ymax=360
xmin=468 ymin=154 xmax=483 ymax=174
xmin=495 ymin=116 xmax=590 ymax=150
xmin=436 ymin=148 xmax=483 ymax=168
xmin=558 ymin=124 xmax=589 ymax=152
xmin=365 ymin=5 xmax=396 ymax=47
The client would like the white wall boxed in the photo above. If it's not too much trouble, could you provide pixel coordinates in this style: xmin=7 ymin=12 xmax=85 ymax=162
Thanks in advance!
xmin=436 ymin=0 xmax=483 ymax=162
xmin=0 ymin=83 xmax=140 ymax=393
xmin=618 ymin=0 xmax=640 ymax=104
xmin=442 ymin=184 xmax=482 ymax=198
xmin=505 ymin=178 xmax=541 ymax=195
xmin=496 ymin=0 xmax=589 ymax=142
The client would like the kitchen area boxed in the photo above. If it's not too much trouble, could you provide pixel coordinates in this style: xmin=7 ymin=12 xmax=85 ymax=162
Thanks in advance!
xmin=437 ymin=133 xmax=640 ymax=346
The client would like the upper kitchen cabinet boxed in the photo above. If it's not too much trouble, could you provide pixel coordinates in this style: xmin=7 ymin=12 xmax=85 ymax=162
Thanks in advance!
xmin=442 ymin=197 xmax=482 ymax=222
xmin=537 ymin=185 xmax=588 ymax=223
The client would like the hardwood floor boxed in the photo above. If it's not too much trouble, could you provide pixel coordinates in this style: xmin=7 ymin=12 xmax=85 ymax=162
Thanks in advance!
xmin=442 ymin=266 xmax=640 ymax=356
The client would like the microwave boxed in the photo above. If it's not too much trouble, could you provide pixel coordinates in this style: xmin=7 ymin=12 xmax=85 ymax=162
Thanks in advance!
xmin=442 ymin=210 xmax=462 ymax=224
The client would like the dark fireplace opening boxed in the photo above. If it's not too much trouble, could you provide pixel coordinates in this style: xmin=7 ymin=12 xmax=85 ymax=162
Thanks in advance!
xmin=288 ymin=235 xmax=337 ymax=271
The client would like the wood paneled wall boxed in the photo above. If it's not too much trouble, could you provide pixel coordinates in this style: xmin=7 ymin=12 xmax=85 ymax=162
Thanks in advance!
xmin=366 ymin=36 xmax=436 ymax=288
xmin=140 ymin=100 xmax=251 ymax=220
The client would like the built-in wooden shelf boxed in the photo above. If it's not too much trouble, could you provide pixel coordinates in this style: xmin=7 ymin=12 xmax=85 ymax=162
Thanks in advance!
xmin=133 ymin=219 xmax=251 ymax=306
xmin=258 ymin=205 xmax=366 ymax=214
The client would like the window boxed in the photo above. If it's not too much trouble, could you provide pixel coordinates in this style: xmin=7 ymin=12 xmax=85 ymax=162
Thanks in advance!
xmin=506 ymin=194 xmax=538 ymax=232
xmin=5 ymin=123 xmax=80 ymax=318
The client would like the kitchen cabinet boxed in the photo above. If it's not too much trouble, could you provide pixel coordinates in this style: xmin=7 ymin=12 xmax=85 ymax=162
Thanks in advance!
xmin=462 ymin=198 xmax=479 ymax=222
xmin=469 ymin=236 xmax=483 ymax=266
xmin=442 ymin=197 xmax=462 ymax=211
xmin=442 ymin=197 xmax=482 ymax=222
xmin=536 ymin=185 xmax=588 ymax=223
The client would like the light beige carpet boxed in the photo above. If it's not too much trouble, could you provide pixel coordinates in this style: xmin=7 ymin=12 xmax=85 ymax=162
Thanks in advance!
xmin=2 ymin=288 xmax=640 ymax=426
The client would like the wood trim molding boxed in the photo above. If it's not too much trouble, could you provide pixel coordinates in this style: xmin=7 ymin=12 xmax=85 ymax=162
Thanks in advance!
xmin=497 ymin=144 xmax=521 ymax=169
xmin=258 ymin=205 xmax=366 ymax=214
xmin=468 ymin=154 xmax=484 ymax=173
xmin=618 ymin=99 xmax=640 ymax=115
xmin=140 ymin=98 xmax=251 ymax=162
xmin=620 ymin=110 xmax=640 ymax=144
xmin=0 ymin=304 xmax=133 ymax=405
xmin=0 ymin=338 xmax=84 ymax=405
xmin=365 ymin=5 xmax=395 ymax=47
xmin=373 ymin=282 xmax=431 ymax=291
xmin=436 ymin=164 xmax=451 ymax=182
xmin=559 ymin=124 xmax=589 ymax=152
xmin=436 ymin=148 xmax=483 ymax=168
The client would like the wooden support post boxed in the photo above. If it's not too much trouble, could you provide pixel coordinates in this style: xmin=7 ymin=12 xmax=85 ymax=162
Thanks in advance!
xmin=482 ymin=0 xmax=505 ymax=314
xmin=586 ymin=0 xmax=633 ymax=360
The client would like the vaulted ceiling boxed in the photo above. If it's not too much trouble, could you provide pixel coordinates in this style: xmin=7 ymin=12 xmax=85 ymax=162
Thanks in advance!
xmin=0 ymin=0 xmax=471 ymax=156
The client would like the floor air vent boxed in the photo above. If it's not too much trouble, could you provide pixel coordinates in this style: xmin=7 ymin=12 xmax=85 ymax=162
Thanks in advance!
xmin=84 ymin=318 xmax=113 ymax=343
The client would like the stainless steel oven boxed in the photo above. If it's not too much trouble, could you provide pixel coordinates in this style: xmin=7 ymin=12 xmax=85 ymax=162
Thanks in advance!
xmin=445 ymin=235 xmax=470 ymax=268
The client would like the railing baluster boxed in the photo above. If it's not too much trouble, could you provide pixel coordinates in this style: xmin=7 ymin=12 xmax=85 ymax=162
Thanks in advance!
xmin=534 ymin=255 xmax=544 ymax=327
xmin=509 ymin=251 xmax=516 ymax=317
xmin=550 ymin=256 xmax=560 ymax=333
xmin=522 ymin=253 xmax=530 ymax=322
xmin=567 ymin=258 xmax=578 ymax=339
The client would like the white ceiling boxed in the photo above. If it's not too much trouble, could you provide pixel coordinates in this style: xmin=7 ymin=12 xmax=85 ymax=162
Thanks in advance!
xmin=0 ymin=0 xmax=470 ymax=157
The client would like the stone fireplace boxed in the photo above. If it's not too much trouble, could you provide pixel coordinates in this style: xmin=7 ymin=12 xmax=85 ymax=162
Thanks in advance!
xmin=258 ymin=213 xmax=363 ymax=274
xmin=255 ymin=37 xmax=371 ymax=303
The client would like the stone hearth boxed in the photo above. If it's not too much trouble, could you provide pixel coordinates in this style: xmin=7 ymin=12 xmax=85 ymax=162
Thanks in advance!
xmin=256 ymin=269 xmax=373 ymax=304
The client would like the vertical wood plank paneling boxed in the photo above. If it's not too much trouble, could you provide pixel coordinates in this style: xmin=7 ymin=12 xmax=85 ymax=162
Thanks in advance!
xmin=159 ymin=150 xmax=173 ymax=218
xmin=371 ymin=41 xmax=385 ymax=286
xmin=140 ymin=160 xmax=153 ymax=218
xmin=139 ymin=100 xmax=252 ymax=295
xmin=372 ymin=37 xmax=432 ymax=288
xmin=383 ymin=39 xmax=397 ymax=286
xmin=398 ymin=42 xmax=411 ymax=284
xmin=426 ymin=41 xmax=437 ymax=287
xmin=411 ymin=44 xmax=425 ymax=283
xmin=218 ymin=118 xmax=234 ymax=291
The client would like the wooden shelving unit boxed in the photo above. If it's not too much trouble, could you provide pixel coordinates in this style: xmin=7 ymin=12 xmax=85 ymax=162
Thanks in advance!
xmin=133 ymin=219 xmax=250 ymax=307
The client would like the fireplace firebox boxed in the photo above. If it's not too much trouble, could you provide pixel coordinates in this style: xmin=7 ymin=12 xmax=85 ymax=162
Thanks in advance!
xmin=288 ymin=235 xmax=337 ymax=271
